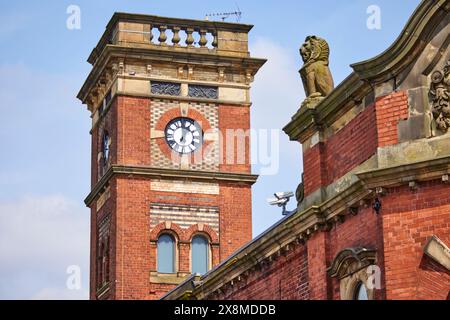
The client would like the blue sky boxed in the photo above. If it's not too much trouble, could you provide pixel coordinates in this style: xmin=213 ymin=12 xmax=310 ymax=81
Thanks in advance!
xmin=0 ymin=0 xmax=421 ymax=299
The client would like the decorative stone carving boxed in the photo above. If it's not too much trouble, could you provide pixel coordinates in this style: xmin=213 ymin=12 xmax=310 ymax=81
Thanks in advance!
xmin=188 ymin=85 xmax=218 ymax=99
xmin=429 ymin=60 xmax=450 ymax=132
xmin=299 ymin=36 xmax=334 ymax=107
xmin=151 ymin=81 xmax=181 ymax=96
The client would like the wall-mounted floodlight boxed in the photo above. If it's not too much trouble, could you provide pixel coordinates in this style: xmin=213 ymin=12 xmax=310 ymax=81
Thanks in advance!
xmin=267 ymin=191 xmax=296 ymax=216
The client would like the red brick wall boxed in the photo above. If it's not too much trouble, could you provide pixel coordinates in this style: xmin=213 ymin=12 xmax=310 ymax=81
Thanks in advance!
xmin=302 ymin=91 xmax=410 ymax=197
xmin=375 ymin=91 xmax=409 ymax=147
xmin=114 ymin=176 xmax=152 ymax=299
xmin=205 ymin=201 xmax=391 ymax=301
xmin=210 ymin=243 xmax=309 ymax=300
xmin=101 ymin=176 xmax=252 ymax=300
xmin=302 ymin=104 xmax=378 ymax=196
xmin=326 ymin=206 xmax=386 ymax=300
xmin=116 ymin=96 xmax=151 ymax=165
xmin=219 ymin=183 xmax=252 ymax=259
xmin=302 ymin=143 xmax=327 ymax=197
xmin=325 ymin=104 xmax=378 ymax=184
xmin=381 ymin=180 xmax=450 ymax=300
xmin=219 ymin=105 xmax=251 ymax=173
xmin=307 ymin=231 xmax=329 ymax=299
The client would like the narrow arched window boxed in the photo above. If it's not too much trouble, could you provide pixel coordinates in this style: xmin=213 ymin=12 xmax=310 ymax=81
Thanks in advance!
xmin=191 ymin=235 xmax=209 ymax=275
xmin=99 ymin=131 xmax=111 ymax=178
xmin=102 ymin=131 xmax=110 ymax=168
xmin=157 ymin=234 xmax=175 ymax=273
xmin=354 ymin=281 xmax=369 ymax=300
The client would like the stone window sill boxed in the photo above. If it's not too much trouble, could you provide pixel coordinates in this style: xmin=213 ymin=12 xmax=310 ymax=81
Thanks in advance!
xmin=150 ymin=271 xmax=190 ymax=284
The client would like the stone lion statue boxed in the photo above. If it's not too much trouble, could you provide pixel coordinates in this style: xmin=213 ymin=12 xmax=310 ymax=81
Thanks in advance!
xmin=299 ymin=36 xmax=334 ymax=101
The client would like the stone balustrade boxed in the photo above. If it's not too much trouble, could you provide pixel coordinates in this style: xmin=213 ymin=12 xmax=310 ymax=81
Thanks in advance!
xmin=88 ymin=13 xmax=252 ymax=65
xmin=113 ymin=22 xmax=219 ymax=49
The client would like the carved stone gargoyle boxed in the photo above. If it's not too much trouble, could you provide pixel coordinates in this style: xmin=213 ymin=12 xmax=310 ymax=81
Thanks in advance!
xmin=429 ymin=60 xmax=450 ymax=133
xmin=299 ymin=36 xmax=335 ymax=108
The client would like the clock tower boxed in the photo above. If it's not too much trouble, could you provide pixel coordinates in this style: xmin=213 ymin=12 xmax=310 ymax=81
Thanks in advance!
xmin=77 ymin=13 xmax=266 ymax=300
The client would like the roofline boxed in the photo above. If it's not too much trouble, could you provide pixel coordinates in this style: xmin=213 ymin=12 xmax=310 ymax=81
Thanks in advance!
xmin=351 ymin=0 xmax=448 ymax=81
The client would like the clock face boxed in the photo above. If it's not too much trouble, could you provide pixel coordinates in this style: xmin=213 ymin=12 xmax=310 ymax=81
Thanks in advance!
xmin=165 ymin=117 xmax=203 ymax=154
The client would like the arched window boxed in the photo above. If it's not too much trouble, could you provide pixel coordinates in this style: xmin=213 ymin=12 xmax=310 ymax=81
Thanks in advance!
xmin=102 ymin=131 xmax=110 ymax=167
xmin=354 ymin=281 xmax=369 ymax=300
xmin=97 ymin=242 xmax=104 ymax=287
xmin=191 ymin=235 xmax=209 ymax=275
xmin=157 ymin=234 xmax=175 ymax=273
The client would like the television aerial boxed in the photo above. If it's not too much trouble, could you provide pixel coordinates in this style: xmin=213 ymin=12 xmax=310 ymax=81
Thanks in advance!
xmin=205 ymin=4 xmax=242 ymax=22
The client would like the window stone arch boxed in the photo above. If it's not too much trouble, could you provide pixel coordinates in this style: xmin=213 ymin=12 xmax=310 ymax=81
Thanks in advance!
xmin=328 ymin=247 xmax=377 ymax=300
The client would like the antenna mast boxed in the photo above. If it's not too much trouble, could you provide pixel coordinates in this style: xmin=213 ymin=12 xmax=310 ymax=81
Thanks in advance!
xmin=205 ymin=4 xmax=242 ymax=22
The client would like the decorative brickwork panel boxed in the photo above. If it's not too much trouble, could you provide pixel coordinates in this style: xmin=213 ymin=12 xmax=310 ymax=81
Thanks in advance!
xmin=150 ymin=99 xmax=219 ymax=171
xmin=188 ymin=84 xmax=218 ymax=99
xmin=151 ymin=81 xmax=181 ymax=96
xmin=150 ymin=203 xmax=220 ymax=235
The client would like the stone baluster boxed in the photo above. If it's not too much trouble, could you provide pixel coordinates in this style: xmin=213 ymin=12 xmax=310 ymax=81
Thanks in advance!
xmin=185 ymin=28 xmax=194 ymax=47
xmin=199 ymin=29 xmax=207 ymax=48
xmin=172 ymin=26 xmax=181 ymax=46
xmin=211 ymin=31 xmax=218 ymax=48
xmin=158 ymin=25 xmax=167 ymax=45
xmin=149 ymin=24 xmax=153 ymax=42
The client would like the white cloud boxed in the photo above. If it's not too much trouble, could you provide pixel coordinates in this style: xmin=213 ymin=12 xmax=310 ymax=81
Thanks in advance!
xmin=0 ymin=195 xmax=89 ymax=299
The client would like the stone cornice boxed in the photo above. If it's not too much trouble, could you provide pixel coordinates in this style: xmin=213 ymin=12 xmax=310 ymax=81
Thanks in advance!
xmin=283 ymin=73 xmax=367 ymax=142
xmin=84 ymin=165 xmax=259 ymax=206
xmin=78 ymin=45 xmax=267 ymax=105
xmin=357 ymin=155 xmax=450 ymax=189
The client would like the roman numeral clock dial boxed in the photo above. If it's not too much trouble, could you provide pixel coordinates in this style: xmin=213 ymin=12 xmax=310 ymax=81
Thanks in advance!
xmin=165 ymin=117 xmax=203 ymax=154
